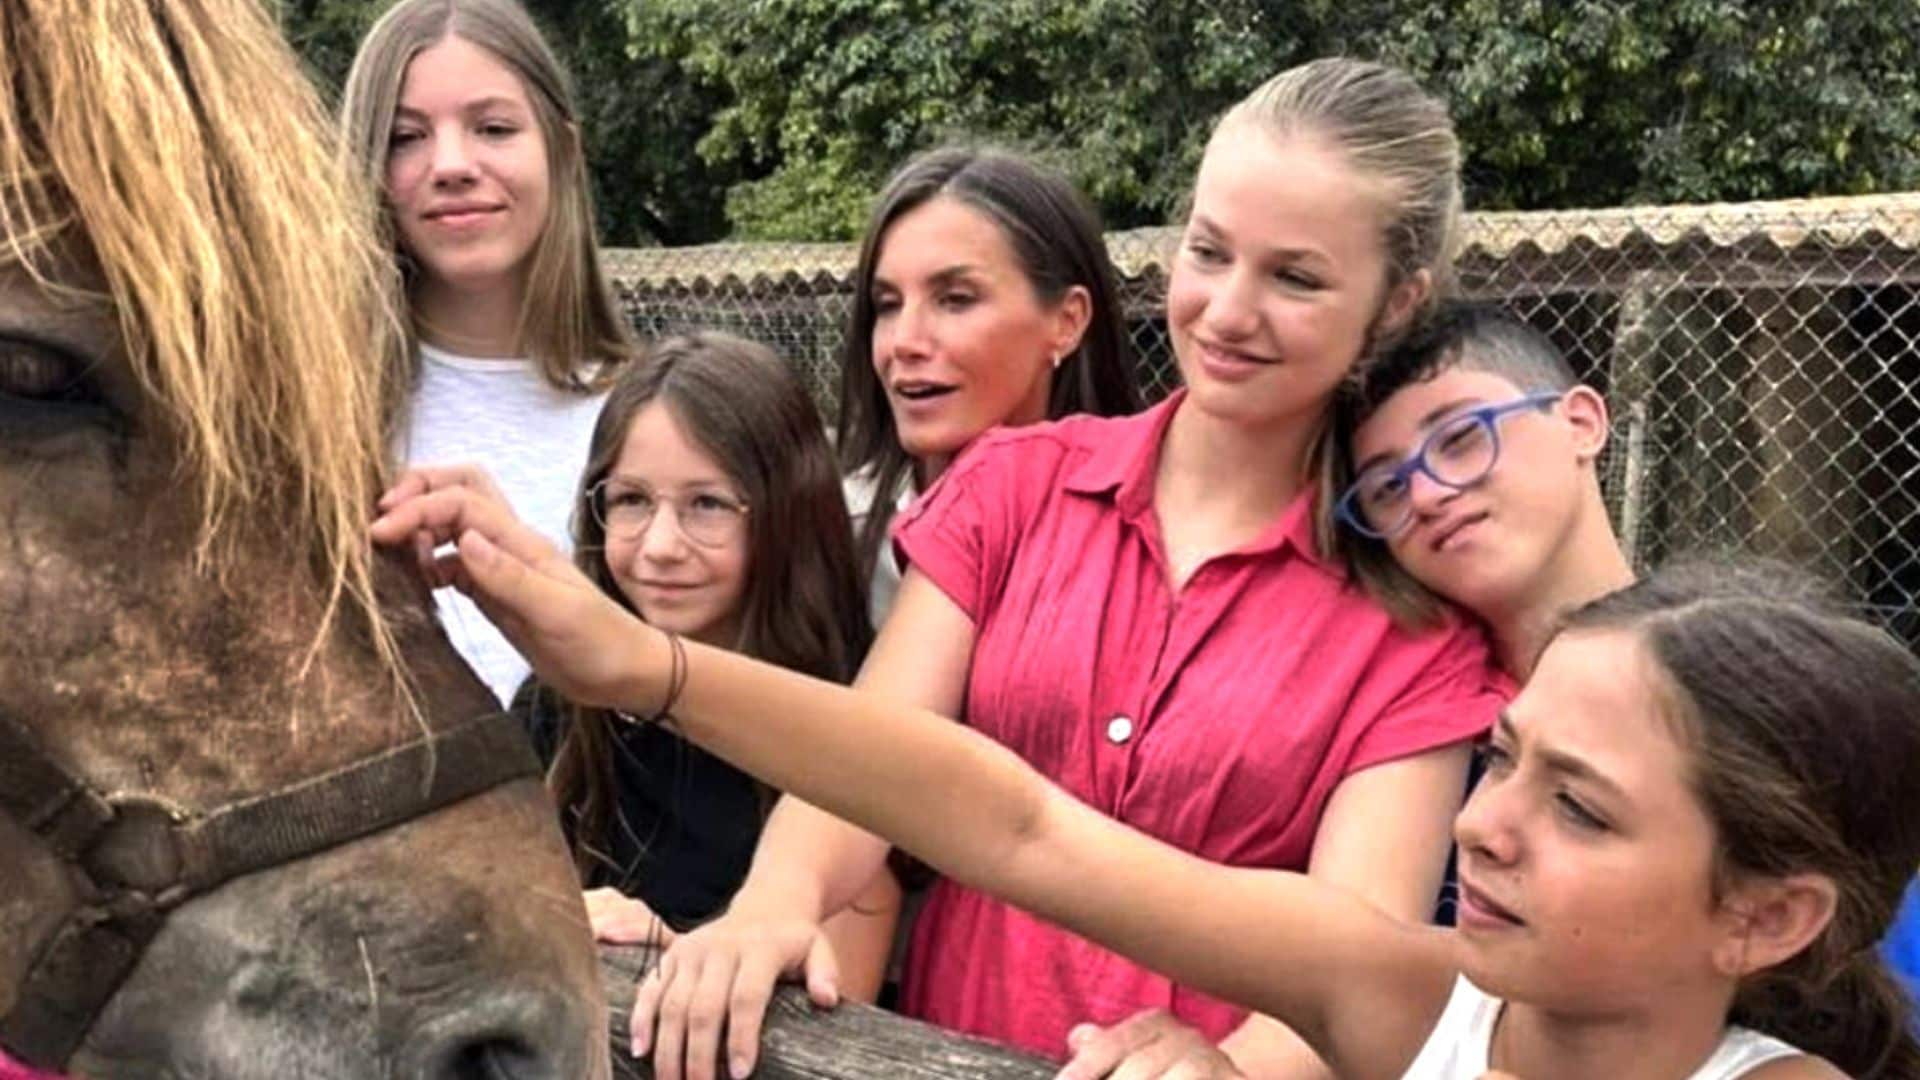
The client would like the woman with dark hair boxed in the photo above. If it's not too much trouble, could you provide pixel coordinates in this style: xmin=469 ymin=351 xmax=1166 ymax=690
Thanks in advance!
xmin=837 ymin=146 xmax=1141 ymax=622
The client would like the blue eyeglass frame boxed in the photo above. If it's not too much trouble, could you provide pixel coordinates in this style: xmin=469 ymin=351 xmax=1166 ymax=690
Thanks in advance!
xmin=1336 ymin=390 xmax=1565 ymax=540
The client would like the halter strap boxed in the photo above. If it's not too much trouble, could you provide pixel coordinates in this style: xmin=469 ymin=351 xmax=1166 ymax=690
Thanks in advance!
xmin=0 ymin=708 xmax=539 ymax=1068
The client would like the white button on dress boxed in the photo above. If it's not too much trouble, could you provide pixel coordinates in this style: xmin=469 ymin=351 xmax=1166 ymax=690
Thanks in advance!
xmin=1106 ymin=715 xmax=1134 ymax=744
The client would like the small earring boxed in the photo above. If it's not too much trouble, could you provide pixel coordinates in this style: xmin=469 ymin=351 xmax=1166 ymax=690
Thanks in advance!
xmin=1050 ymin=350 xmax=1064 ymax=370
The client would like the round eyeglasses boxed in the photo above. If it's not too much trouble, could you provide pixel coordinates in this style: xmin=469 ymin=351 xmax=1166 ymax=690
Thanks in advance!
xmin=1336 ymin=391 xmax=1564 ymax=540
xmin=589 ymin=478 xmax=750 ymax=548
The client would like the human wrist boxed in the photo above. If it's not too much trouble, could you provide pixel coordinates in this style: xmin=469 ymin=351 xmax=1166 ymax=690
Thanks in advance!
xmin=729 ymin=866 xmax=829 ymax=925
xmin=609 ymin=619 xmax=678 ymax=718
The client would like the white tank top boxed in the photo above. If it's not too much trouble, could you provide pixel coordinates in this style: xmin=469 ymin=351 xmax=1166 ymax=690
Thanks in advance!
xmin=1403 ymin=975 xmax=1807 ymax=1078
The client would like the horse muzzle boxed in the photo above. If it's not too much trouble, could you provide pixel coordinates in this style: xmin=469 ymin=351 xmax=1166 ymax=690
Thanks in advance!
xmin=0 ymin=710 xmax=596 ymax=1078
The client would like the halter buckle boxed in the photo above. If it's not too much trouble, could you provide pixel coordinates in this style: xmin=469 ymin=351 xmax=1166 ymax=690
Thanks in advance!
xmin=80 ymin=794 xmax=190 ymax=898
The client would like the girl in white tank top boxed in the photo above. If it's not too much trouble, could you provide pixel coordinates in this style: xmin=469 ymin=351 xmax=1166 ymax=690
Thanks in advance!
xmin=1404 ymin=975 xmax=1804 ymax=1079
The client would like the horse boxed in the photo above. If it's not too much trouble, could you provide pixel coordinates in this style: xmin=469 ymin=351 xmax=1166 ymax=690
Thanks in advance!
xmin=0 ymin=1 xmax=609 ymax=1075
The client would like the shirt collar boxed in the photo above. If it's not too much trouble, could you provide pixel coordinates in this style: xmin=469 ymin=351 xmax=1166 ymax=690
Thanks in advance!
xmin=1064 ymin=389 xmax=1336 ymax=570
xmin=1063 ymin=389 xmax=1182 ymax=506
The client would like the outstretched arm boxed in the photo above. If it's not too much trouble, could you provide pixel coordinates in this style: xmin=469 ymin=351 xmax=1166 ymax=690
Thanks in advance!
xmin=372 ymin=483 xmax=1457 ymax=1077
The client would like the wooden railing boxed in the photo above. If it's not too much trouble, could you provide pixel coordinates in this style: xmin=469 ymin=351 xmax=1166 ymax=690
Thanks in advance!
xmin=601 ymin=945 xmax=1056 ymax=1079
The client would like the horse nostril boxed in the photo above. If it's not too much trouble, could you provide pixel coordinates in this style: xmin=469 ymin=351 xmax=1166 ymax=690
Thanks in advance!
xmin=451 ymin=1039 xmax=542 ymax=1080
xmin=405 ymin=987 xmax=589 ymax=1080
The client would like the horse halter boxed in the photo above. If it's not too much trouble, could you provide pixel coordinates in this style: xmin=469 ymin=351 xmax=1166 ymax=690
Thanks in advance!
xmin=0 ymin=707 xmax=541 ymax=1069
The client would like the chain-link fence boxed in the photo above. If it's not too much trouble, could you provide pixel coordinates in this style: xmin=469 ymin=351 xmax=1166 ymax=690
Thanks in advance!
xmin=606 ymin=194 xmax=1920 ymax=641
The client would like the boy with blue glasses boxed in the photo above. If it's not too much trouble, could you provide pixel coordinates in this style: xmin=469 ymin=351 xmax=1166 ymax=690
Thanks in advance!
xmin=1338 ymin=301 xmax=1633 ymax=679
xmin=1339 ymin=303 xmax=1920 ymax=1005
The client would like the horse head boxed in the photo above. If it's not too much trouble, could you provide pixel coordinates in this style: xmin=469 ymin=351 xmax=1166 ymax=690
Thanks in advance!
xmin=0 ymin=1 xmax=608 ymax=1075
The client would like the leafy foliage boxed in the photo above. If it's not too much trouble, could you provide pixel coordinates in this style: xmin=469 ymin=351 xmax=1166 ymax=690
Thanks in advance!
xmin=644 ymin=0 xmax=1282 ymax=239
xmin=279 ymin=0 xmax=1920 ymax=243
xmin=1377 ymin=0 xmax=1920 ymax=208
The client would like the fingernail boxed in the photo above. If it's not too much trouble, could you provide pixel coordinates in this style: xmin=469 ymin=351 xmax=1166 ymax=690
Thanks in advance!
xmin=730 ymin=1054 xmax=750 ymax=1078
xmin=462 ymin=530 xmax=495 ymax=562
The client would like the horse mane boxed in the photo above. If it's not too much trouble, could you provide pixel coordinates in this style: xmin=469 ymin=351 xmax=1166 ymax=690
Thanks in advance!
xmin=0 ymin=0 xmax=412 ymax=691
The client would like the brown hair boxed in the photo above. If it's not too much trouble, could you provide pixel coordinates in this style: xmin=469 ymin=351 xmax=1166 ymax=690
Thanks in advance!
xmin=546 ymin=331 xmax=873 ymax=876
xmin=1206 ymin=59 xmax=1466 ymax=629
xmin=1562 ymin=559 xmax=1920 ymax=1077
xmin=339 ymin=0 xmax=631 ymax=392
xmin=0 ymin=0 xmax=409 ymax=692
xmin=836 ymin=145 xmax=1142 ymax=582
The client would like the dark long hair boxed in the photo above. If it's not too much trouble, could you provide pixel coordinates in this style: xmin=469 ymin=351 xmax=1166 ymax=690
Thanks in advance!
xmin=836 ymin=146 xmax=1141 ymax=580
xmin=546 ymin=332 xmax=873 ymax=877
xmin=1562 ymin=559 xmax=1920 ymax=1077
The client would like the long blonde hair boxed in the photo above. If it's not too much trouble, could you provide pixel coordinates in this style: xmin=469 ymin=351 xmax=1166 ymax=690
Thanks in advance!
xmin=1213 ymin=58 xmax=1465 ymax=628
xmin=339 ymin=0 xmax=632 ymax=391
xmin=0 ymin=0 xmax=409 ymax=681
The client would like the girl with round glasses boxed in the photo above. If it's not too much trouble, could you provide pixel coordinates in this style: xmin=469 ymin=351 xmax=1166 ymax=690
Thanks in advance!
xmin=473 ymin=332 xmax=870 ymax=940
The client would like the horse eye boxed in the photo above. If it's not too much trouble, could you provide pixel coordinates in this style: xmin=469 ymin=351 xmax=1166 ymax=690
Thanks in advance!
xmin=0 ymin=340 xmax=93 ymax=403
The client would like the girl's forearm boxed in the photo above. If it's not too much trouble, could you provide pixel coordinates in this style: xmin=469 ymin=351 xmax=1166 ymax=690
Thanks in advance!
xmin=729 ymin=796 xmax=896 ymax=923
xmin=619 ymin=624 xmax=1453 ymax=1075
xmin=636 ymin=628 xmax=1051 ymax=893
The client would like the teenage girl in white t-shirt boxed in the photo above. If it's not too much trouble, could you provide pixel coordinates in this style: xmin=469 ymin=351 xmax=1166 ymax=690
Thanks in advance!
xmin=342 ymin=0 xmax=633 ymax=703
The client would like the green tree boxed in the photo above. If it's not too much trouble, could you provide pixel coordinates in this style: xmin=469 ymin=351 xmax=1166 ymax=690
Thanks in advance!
xmin=279 ymin=1 xmax=1920 ymax=243
xmin=633 ymin=0 xmax=1920 ymax=239
xmin=643 ymin=0 xmax=1287 ymax=240
xmin=1360 ymin=0 xmax=1920 ymax=207
xmin=277 ymin=0 xmax=382 ymax=88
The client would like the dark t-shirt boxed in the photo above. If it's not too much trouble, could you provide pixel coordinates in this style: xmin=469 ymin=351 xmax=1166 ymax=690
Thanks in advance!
xmin=514 ymin=679 xmax=763 ymax=930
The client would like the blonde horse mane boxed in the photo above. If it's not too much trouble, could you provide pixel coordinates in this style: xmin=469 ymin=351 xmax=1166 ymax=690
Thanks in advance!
xmin=0 ymin=0 xmax=410 ymax=691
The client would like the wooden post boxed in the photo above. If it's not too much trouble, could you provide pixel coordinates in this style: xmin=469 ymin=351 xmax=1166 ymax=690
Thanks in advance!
xmin=1607 ymin=271 xmax=1671 ymax=569
xmin=1740 ymin=287 xmax=1860 ymax=573
xmin=1632 ymin=285 xmax=1755 ymax=563
xmin=601 ymin=945 xmax=1058 ymax=1079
